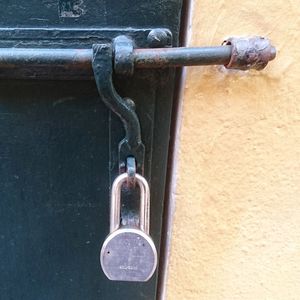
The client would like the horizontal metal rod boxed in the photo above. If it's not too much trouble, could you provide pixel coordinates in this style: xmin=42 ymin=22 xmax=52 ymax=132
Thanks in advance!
xmin=0 ymin=48 xmax=92 ymax=68
xmin=0 ymin=48 xmax=94 ymax=79
xmin=133 ymin=46 xmax=232 ymax=68
xmin=0 ymin=38 xmax=276 ymax=79
xmin=0 ymin=46 xmax=232 ymax=68
xmin=0 ymin=46 xmax=233 ymax=79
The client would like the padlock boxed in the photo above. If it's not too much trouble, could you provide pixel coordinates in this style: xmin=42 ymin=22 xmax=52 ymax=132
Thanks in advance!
xmin=100 ymin=172 xmax=157 ymax=282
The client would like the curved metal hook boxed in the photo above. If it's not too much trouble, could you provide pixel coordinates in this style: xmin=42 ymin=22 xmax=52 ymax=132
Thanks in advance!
xmin=92 ymin=41 xmax=145 ymax=173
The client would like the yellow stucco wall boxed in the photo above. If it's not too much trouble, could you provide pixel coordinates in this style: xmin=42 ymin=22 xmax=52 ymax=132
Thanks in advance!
xmin=166 ymin=1 xmax=300 ymax=299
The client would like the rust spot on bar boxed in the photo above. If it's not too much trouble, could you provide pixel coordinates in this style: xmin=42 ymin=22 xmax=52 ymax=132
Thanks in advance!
xmin=134 ymin=48 xmax=171 ymax=68
xmin=223 ymin=36 xmax=276 ymax=70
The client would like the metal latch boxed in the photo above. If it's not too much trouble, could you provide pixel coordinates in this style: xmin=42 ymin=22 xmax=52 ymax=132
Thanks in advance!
xmin=0 ymin=35 xmax=275 ymax=76
xmin=0 ymin=31 xmax=276 ymax=173
xmin=91 ymin=34 xmax=276 ymax=173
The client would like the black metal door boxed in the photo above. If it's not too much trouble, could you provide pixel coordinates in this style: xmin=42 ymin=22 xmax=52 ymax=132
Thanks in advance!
xmin=0 ymin=1 xmax=183 ymax=299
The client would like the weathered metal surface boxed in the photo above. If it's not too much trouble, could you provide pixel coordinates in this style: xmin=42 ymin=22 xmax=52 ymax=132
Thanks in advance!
xmin=0 ymin=47 xmax=91 ymax=71
xmin=0 ymin=27 xmax=160 ymax=80
xmin=134 ymin=36 xmax=276 ymax=70
xmin=92 ymin=43 xmax=145 ymax=174
xmin=0 ymin=39 xmax=276 ymax=80
xmin=147 ymin=29 xmax=172 ymax=48
xmin=113 ymin=35 xmax=135 ymax=76
xmin=133 ymin=46 xmax=232 ymax=68
xmin=223 ymin=36 xmax=276 ymax=70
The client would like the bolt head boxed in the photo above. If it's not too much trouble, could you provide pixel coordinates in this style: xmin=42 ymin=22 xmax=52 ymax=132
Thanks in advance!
xmin=147 ymin=29 xmax=172 ymax=48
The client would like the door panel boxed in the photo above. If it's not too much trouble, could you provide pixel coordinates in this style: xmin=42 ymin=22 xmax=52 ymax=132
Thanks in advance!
xmin=0 ymin=1 xmax=184 ymax=299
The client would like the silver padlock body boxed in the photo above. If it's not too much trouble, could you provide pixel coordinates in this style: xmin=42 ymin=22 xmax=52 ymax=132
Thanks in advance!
xmin=100 ymin=228 xmax=157 ymax=282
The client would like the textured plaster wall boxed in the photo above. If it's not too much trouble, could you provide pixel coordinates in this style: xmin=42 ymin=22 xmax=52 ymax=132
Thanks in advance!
xmin=166 ymin=1 xmax=300 ymax=299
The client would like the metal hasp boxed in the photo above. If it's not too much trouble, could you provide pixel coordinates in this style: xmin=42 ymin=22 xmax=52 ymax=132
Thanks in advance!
xmin=92 ymin=37 xmax=145 ymax=174
xmin=0 ymin=34 xmax=275 ymax=172
xmin=91 ymin=35 xmax=276 ymax=173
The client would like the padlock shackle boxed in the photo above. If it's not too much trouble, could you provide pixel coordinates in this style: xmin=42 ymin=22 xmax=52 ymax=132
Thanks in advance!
xmin=110 ymin=173 xmax=150 ymax=234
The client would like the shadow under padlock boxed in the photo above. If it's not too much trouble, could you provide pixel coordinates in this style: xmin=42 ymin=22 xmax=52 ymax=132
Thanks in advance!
xmin=100 ymin=173 xmax=157 ymax=282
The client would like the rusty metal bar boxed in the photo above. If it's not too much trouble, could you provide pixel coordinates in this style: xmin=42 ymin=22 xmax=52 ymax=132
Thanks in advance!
xmin=133 ymin=46 xmax=232 ymax=68
xmin=134 ymin=37 xmax=276 ymax=71
xmin=0 ymin=48 xmax=93 ymax=79
xmin=0 ymin=36 xmax=276 ymax=79
xmin=0 ymin=48 xmax=92 ymax=69
xmin=0 ymin=46 xmax=232 ymax=69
